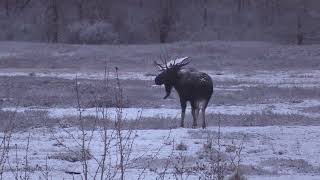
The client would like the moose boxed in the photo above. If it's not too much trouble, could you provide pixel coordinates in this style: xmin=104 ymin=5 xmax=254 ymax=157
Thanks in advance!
xmin=154 ymin=57 xmax=213 ymax=128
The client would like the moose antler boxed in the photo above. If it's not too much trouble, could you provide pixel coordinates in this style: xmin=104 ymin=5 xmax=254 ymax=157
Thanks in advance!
xmin=160 ymin=53 xmax=169 ymax=69
xmin=167 ymin=57 xmax=190 ymax=68
xmin=154 ymin=61 xmax=166 ymax=70
xmin=155 ymin=53 xmax=170 ymax=70
xmin=155 ymin=56 xmax=190 ymax=70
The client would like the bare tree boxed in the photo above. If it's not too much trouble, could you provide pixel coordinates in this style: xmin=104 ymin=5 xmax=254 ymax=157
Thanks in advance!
xmin=4 ymin=0 xmax=9 ymax=17
xmin=296 ymin=15 xmax=304 ymax=45
xmin=158 ymin=0 xmax=176 ymax=43
xmin=296 ymin=0 xmax=309 ymax=45
xmin=44 ymin=0 xmax=60 ymax=43
xmin=202 ymin=0 xmax=208 ymax=27
xmin=73 ymin=0 xmax=85 ymax=21
xmin=236 ymin=0 xmax=245 ymax=12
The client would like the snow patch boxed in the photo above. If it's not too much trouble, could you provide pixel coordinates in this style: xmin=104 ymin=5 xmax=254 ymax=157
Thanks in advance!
xmin=3 ymin=100 xmax=320 ymax=119
xmin=0 ymin=69 xmax=320 ymax=87
xmin=1 ymin=126 xmax=320 ymax=179
xmin=0 ymin=52 xmax=16 ymax=58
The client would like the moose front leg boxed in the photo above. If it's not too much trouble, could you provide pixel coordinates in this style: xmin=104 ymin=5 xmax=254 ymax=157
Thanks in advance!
xmin=180 ymin=100 xmax=187 ymax=128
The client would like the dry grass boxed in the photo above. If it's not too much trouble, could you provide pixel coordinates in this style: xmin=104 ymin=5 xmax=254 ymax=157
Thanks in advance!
xmin=49 ymin=149 xmax=92 ymax=162
xmin=0 ymin=110 xmax=318 ymax=132
xmin=176 ymin=142 xmax=188 ymax=151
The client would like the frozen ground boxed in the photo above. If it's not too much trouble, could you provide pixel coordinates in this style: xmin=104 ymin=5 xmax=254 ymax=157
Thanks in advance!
xmin=0 ymin=69 xmax=320 ymax=88
xmin=3 ymin=99 xmax=320 ymax=119
xmin=0 ymin=41 xmax=320 ymax=179
xmin=1 ymin=126 xmax=320 ymax=179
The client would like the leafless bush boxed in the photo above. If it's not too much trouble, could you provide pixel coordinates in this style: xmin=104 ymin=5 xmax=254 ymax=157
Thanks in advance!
xmin=227 ymin=169 xmax=247 ymax=180
xmin=50 ymin=64 xmax=142 ymax=180
xmin=0 ymin=127 xmax=12 ymax=179
xmin=188 ymin=118 xmax=247 ymax=180
xmin=172 ymin=153 xmax=193 ymax=180
xmin=8 ymin=133 xmax=32 ymax=180
xmin=49 ymin=148 xmax=92 ymax=163
xmin=38 ymin=156 xmax=50 ymax=180
xmin=176 ymin=142 xmax=188 ymax=151
xmin=0 ymin=93 xmax=17 ymax=179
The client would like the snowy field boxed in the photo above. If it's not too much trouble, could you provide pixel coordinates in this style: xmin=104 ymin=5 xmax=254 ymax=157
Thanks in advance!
xmin=0 ymin=41 xmax=320 ymax=179
xmin=1 ymin=126 xmax=320 ymax=179
xmin=3 ymin=99 xmax=320 ymax=119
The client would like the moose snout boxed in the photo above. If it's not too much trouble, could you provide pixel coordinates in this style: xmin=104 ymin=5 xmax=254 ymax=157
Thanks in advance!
xmin=155 ymin=76 xmax=163 ymax=85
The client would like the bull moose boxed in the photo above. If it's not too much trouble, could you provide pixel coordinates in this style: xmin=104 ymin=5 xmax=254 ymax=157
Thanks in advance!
xmin=154 ymin=57 xmax=213 ymax=128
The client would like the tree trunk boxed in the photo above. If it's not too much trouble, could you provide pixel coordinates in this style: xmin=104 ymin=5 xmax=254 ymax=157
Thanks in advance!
xmin=296 ymin=16 xmax=303 ymax=45
xmin=5 ymin=0 xmax=9 ymax=17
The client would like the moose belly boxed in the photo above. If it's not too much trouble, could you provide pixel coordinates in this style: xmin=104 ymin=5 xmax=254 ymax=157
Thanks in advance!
xmin=175 ymin=84 xmax=212 ymax=101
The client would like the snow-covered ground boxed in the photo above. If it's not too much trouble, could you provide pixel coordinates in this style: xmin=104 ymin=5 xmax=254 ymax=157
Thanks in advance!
xmin=0 ymin=41 xmax=320 ymax=179
xmin=1 ymin=126 xmax=320 ymax=179
xmin=0 ymin=69 xmax=320 ymax=87
xmin=0 ymin=69 xmax=152 ymax=81
xmin=3 ymin=99 xmax=320 ymax=119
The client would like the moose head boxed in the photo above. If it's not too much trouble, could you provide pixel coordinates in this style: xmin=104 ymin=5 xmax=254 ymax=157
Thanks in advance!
xmin=154 ymin=57 xmax=190 ymax=99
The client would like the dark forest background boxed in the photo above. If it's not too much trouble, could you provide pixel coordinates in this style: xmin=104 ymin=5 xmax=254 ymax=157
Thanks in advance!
xmin=0 ymin=0 xmax=320 ymax=45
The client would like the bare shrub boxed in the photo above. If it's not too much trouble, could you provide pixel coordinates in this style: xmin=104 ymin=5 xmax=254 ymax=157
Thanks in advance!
xmin=176 ymin=142 xmax=188 ymax=151
xmin=50 ymin=64 xmax=142 ymax=180
xmin=193 ymin=118 xmax=246 ymax=180
xmin=9 ymin=133 xmax=32 ymax=180
xmin=172 ymin=153 xmax=193 ymax=180
xmin=0 ymin=96 xmax=17 ymax=179
xmin=49 ymin=149 xmax=92 ymax=163
xmin=38 ymin=156 xmax=51 ymax=180
xmin=227 ymin=169 xmax=247 ymax=180
xmin=0 ymin=127 xmax=12 ymax=179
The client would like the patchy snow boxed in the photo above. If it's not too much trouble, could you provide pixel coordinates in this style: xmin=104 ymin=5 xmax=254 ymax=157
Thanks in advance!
xmin=209 ymin=70 xmax=320 ymax=88
xmin=1 ymin=126 xmax=320 ymax=179
xmin=3 ymin=99 xmax=320 ymax=119
xmin=0 ymin=52 xmax=16 ymax=58
xmin=0 ymin=69 xmax=320 ymax=88
xmin=52 ymin=51 xmax=76 ymax=57
xmin=0 ymin=70 xmax=152 ymax=81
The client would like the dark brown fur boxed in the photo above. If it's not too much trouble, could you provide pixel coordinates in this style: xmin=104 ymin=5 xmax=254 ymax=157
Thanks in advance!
xmin=155 ymin=64 xmax=213 ymax=128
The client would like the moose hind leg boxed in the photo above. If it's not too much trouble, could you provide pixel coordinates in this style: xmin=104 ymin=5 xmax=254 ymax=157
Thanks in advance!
xmin=191 ymin=102 xmax=199 ymax=128
xmin=195 ymin=108 xmax=200 ymax=127
xmin=201 ymin=108 xmax=206 ymax=129
xmin=199 ymin=100 xmax=208 ymax=129
xmin=180 ymin=100 xmax=187 ymax=128
xmin=191 ymin=108 xmax=196 ymax=128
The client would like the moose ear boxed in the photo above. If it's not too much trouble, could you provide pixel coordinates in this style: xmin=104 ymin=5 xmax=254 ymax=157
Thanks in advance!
xmin=176 ymin=57 xmax=191 ymax=68
xmin=177 ymin=57 xmax=190 ymax=64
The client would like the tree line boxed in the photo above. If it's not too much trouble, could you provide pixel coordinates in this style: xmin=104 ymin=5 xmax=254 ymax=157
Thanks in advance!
xmin=0 ymin=0 xmax=319 ymax=45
